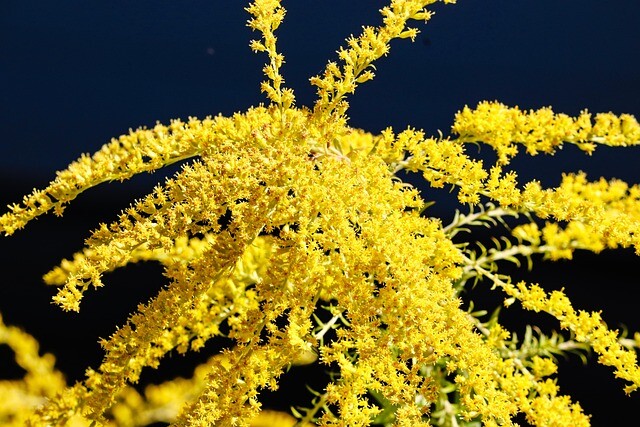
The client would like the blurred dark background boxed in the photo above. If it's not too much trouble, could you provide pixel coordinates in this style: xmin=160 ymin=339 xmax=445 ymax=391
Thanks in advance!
xmin=1 ymin=0 xmax=639 ymax=424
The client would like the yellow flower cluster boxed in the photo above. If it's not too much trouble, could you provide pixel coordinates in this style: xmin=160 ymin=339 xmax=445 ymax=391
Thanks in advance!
xmin=0 ymin=116 xmax=230 ymax=236
xmin=500 ymin=281 xmax=640 ymax=395
xmin=452 ymin=101 xmax=640 ymax=164
xmin=0 ymin=315 xmax=306 ymax=427
xmin=310 ymin=0 xmax=455 ymax=139
xmin=0 ymin=315 xmax=66 ymax=427
xmin=1 ymin=0 xmax=639 ymax=426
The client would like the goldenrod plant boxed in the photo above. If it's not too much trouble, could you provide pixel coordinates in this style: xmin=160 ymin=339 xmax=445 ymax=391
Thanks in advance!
xmin=1 ymin=1 xmax=640 ymax=425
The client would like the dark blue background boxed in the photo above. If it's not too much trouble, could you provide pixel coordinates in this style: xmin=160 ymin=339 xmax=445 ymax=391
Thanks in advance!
xmin=1 ymin=1 xmax=639 ymax=424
